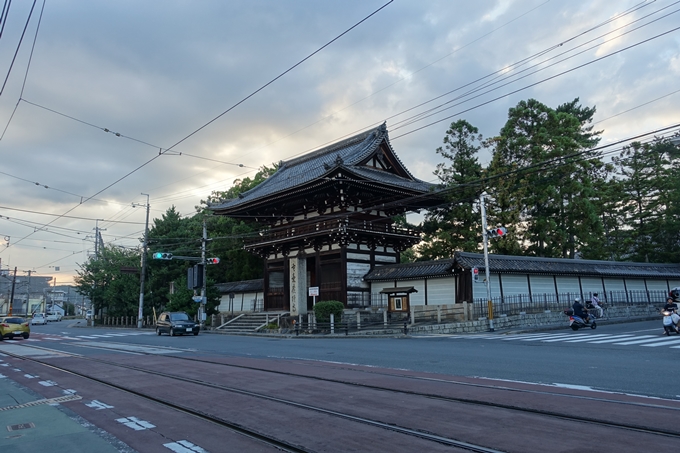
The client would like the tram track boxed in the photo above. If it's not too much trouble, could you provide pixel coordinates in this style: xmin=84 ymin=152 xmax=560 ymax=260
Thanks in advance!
xmin=3 ymin=341 xmax=680 ymax=448
xmin=0 ymin=345 xmax=509 ymax=453
xmin=51 ymin=340 xmax=680 ymax=439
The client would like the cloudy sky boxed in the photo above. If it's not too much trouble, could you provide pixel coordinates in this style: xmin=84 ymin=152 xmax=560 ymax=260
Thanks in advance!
xmin=0 ymin=0 xmax=678 ymax=285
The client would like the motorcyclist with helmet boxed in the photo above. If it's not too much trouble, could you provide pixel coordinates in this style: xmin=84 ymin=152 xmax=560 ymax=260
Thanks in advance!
xmin=663 ymin=297 xmax=680 ymax=334
xmin=572 ymin=297 xmax=591 ymax=323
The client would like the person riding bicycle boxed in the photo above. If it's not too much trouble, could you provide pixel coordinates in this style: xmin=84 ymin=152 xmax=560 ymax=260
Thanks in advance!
xmin=572 ymin=297 xmax=590 ymax=322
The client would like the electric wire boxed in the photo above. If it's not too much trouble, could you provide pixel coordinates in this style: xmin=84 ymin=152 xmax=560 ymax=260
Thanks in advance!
xmin=0 ymin=0 xmax=36 ymax=97
xmin=0 ymin=0 xmax=44 ymax=141
xmin=1 ymin=1 xmax=393 ymax=255
xmin=389 ymin=4 xmax=680 ymax=131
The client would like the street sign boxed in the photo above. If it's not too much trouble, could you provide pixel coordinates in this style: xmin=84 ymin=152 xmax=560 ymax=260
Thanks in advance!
xmin=308 ymin=286 xmax=319 ymax=297
xmin=192 ymin=296 xmax=203 ymax=303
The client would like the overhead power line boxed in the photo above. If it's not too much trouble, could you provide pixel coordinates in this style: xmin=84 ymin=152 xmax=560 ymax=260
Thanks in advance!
xmin=1 ymin=1 xmax=393 ymax=254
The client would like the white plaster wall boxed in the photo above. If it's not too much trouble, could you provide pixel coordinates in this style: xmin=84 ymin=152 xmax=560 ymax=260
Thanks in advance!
xmin=427 ymin=277 xmax=456 ymax=305
xmin=602 ymin=278 xmax=625 ymax=292
xmin=499 ymin=274 xmax=529 ymax=296
xmin=407 ymin=280 xmax=425 ymax=306
xmin=625 ymin=279 xmax=646 ymax=291
xmin=645 ymin=279 xmax=668 ymax=292
xmin=529 ymin=275 xmax=555 ymax=295
xmin=375 ymin=255 xmax=397 ymax=263
xmin=579 ymin=277 xmax=604 ymax=295
xmin=218 ymin=291 xmax=260 ymax=312
xmin=555 ymin=276 xmax=580 ymax=294
xmin=347 ymin=262 xmax=371 ymax=288
xmin=472 ymin=274 xmax=501 ymax=300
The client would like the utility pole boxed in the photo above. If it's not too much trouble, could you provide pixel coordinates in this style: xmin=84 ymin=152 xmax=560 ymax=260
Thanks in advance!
xmin=200 ymin=218 xmax=207 ymax=327
xmin=479 ymin=192 xmax=494 ymax=332
xmin=23 ymin=270 xmax=31 ymax=315
xmin=8 ymin=267 xmax=17 ymax=315
xmin=137 ymin=193 xmax=150 ymax=329
xmin=92 ymin=220 xmax=106 ymax=324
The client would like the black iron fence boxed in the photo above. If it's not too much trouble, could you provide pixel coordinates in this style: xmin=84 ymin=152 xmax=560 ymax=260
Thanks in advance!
xmin=473 ymin=289 xmax=669 ymax=318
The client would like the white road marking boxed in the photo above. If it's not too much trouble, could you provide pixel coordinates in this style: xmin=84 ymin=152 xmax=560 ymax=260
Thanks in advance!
xmin=85 ymin=400 xmax=114 ymax=410
xmin=164 ymin=440 xmax=209 ymax=453
xmin=612 ymin=336 xmax=664 ymax=345
xmin=559 ymin=334 xmax=614 ymax=343
xmin=38 ymin=380 xmax=57 ymax=386
xmin=116 ymin=416 xmax=155 ymax=430
xmin=587 ymin=335 xmax=636 ymax=343
xmin=641 ymin=337 xmax=680 ymax=347
xmin=24 ymin=374 xmax=37 ymax=379
xmin=74 ymin=341 xmax=188 ymax=355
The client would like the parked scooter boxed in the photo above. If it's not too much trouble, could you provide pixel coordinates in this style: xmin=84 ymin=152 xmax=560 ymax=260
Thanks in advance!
xmin=563 ymin=309 xmax=597 ymax=331
xmin=662 ymin=309 xmax=680 ymax=336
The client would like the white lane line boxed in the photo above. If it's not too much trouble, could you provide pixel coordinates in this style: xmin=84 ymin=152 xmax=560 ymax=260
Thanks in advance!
xmin=588 ymin=335 xmax=637 ymax=344
xmin=39 ymin=380 xmax=57 ymax=387
xmin=164 ymin=440 xmax=209 ymax=453
xmin=76 ymin=336 xmax=98 ymax=339
xmin=613 ymin=336 xmax=665 ymax=345
xmin=641 ymin=338 xmax=680 ymax=347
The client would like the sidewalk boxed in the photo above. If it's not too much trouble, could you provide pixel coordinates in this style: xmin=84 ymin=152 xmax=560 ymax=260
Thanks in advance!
xmin=0 ymin=375 xmax=134 ymax=453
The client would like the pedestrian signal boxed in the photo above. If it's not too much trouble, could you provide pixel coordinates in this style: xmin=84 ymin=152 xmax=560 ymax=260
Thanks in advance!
xmin=472 ymin=267 xmax=480 ymax=282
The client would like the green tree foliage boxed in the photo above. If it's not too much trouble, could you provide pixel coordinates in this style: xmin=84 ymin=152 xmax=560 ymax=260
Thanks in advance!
xmin=609 ymin=138 xmax=680 ymax=262
xmin=419 ymin=120 xmax=484 ymax=259
xmin=165 ymin=275 xmax=221 ymax=317
xmin=486 ymin=98 xmax=604 ymax=258
xmin=74 ymin=245 xmax=140 ymax=317
xmin=313 ymin=300 xmax=344 ymax=323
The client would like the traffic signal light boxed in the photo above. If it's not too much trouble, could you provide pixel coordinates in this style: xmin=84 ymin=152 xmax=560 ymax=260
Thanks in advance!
xmin=206 ymin=257 xmax=220 ymax=265
xmin=152 ymin=252 xmax=173 ymax=260
xmin=487 ymin=227 xmax=507 ymax=238
xmin=472 ymin=267 xmax=480 ymax=282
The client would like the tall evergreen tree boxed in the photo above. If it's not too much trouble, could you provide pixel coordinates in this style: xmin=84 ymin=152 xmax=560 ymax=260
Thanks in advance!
xmin=611 ymin=139 xmax=677 ymax=262
xmin=486 ymin=98 xmax=604 ymax=258
xmin=419 ymin=120 xmax=484 ymax=260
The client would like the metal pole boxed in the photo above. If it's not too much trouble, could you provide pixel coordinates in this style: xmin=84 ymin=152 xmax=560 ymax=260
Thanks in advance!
xmin=200 ymin=219 xmax=207 ymax=327
xmin=9 ymin=267 xmax=17 ymax=315
xmin=137 ymin=193 xmax=150 ymax=328
xmin=479 ymin=192 xmax=494 ymax=332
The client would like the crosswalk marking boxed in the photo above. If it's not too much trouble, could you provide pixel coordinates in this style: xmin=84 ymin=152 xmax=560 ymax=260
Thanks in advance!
xmin=560 ymin=334 xmax=615 ymax=343
xmin=438 ymin=332 xmax=680 ymax=350
xmin=587 ymin=335 xmax=636 ymax=343
xmin=641 ymin=338 xmax=680 ymax=347
xmin=610 ymin=336 xmax=660 ymax=345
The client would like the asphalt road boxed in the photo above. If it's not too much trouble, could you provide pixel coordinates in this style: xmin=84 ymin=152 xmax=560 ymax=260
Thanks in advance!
xmin=21 ymin=317 xmax=679 ymax=400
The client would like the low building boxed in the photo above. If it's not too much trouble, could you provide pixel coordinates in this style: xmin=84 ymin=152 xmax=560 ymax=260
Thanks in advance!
xmin=364 ymin=251 xmax=680 ymax=317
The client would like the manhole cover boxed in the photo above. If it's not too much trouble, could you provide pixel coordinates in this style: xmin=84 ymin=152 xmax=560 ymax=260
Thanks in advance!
xmin=7 ymin=423 xmax=34 ymax=431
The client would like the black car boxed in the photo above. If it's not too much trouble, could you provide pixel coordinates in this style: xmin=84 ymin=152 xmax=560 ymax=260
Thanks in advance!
xmin=156 ymin=311 xmax=199 ymax=336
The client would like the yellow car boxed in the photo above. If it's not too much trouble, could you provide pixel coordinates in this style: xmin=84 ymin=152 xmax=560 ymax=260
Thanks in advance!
xmin=0 ymin=317 xmax=30 ymax=340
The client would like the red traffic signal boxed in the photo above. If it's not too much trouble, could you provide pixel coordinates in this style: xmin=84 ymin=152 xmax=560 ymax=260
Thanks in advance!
xmin=488 ymin=227 xmax=507 ymax=238
xmin=206 ymin=257 xmax=220 ymax=265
